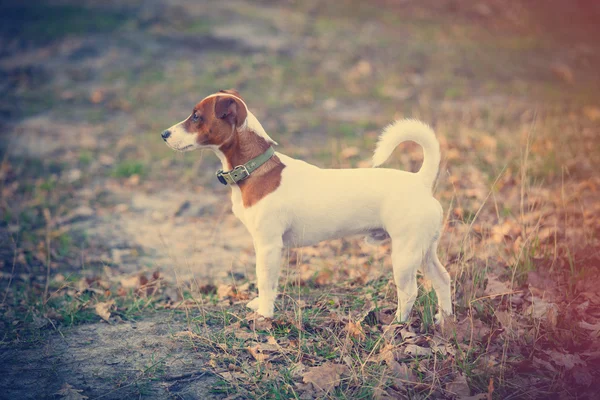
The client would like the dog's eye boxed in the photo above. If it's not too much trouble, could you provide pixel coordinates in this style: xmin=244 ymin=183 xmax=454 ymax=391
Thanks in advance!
xmin=192 ymin=112 xmax=202 ymax=123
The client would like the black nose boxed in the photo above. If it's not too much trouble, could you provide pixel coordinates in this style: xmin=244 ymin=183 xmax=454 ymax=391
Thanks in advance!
xmin=161 ymin=130 xmax=171 ymax=140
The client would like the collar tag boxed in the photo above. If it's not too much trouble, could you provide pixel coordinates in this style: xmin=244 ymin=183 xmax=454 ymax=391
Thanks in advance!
xmin=216 ymin=170 xmax=228 ymax=185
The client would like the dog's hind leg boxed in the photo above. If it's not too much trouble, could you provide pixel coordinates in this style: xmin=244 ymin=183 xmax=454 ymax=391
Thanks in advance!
xmin=422 ymin=239 xmax=452 ymax=324
xmin=390 ymin=240 xmax=422 ymax=322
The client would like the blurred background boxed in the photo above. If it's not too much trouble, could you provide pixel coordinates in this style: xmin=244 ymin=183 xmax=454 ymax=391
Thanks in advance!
xmin=1 ymin=0 xmax=599 ymax=399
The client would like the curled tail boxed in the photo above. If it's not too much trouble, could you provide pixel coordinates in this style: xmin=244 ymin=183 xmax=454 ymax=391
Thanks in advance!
xmin=372 ymin=119 xmax=440 ymax=189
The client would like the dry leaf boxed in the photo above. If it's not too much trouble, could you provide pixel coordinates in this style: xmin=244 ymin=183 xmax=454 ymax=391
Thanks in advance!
xmin=484 ymin=273 xmax=513 ymax=297
xmin=340 ymin=147 xmax=360 ymax=159
xmin=357 ymin=159 xmax=372 ymax=168
xmin=302 ymin=362 xmax=349 ymax=392
xmin=446 ymin=373 xmax=470 ymax=398
xmin=527 ymin=296 xmax=559 ymax=327
xmin=545 ymin=350 xmax=586 ymax=370
xmin=494 ymin=310 xmax=513 ymax=330
xmin=247 ymin=344 xmax=269 ymax=362
xmin=583 ymin=106 xmax=600 ymax=122
xmin=578 ymin=321 xmax=600 ymax=337
xmin=454 ymin=317 xmax=491 ymax=343
xmin=246 ymin=312 xmax=273 ymax=330
xmin=404 ymin=344 xmax=432 ymax=357
xmin=550 ymin=63 xmax=574 ymax=83
xmin=346 ymin=321 xmax=366 ymax=340
xmin=217 ymin=284 xmax=235 ymax=300
xmin=571 ymin=367 xmax=593 ymax=387
xmin=56 ymin=383 xmax=88 ymax=400
xmin=387 ymin=358 xmax=416 ymax=382
xmin=119 ymin=275 xmax=139 ymax=289
xmin=95 ymin=300 xmax=114 ymax=322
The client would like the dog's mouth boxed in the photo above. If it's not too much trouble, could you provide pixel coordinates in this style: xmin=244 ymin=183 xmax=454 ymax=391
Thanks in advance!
xmin=166 ymin=142 xmax=195 ymax=152
xmin=177 ymin=144 xmax=194 ymax=152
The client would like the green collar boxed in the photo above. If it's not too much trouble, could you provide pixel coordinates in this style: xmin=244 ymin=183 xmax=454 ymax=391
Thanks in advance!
xmin=216 ymin=146 xmax=275 ymax=185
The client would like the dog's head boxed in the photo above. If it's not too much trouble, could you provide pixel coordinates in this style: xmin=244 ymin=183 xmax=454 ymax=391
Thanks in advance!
xmin=161 ymin=89 xmax=249 ymax=152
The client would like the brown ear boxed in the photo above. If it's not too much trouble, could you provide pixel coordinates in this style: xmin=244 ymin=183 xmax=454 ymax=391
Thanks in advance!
xmin=214 ymin=95 xmax=248 ymax=128
xmin=219 ymin=88 xmax=242 ymax=99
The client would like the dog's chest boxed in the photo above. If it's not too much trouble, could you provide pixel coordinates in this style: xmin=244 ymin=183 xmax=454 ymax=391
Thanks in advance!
xmin=230 ymin=187 xmax=245 ymax=222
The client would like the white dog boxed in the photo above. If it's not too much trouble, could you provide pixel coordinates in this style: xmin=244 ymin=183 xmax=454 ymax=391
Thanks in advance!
xmin=162 ymin=89 xmax=452 ymax=323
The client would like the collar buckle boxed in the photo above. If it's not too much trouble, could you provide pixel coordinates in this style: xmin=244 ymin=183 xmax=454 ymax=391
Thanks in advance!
xmin=231 ymin=164 xmax=250 ymax=182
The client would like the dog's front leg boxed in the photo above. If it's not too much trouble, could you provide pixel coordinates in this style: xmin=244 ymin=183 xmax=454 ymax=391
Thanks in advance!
xmin=248 ymin=238 xmax=283 ymax=318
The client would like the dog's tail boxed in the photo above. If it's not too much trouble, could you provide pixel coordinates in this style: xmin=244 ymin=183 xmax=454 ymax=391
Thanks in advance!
xmin=372 ymin=119 xmax=440 ymax=189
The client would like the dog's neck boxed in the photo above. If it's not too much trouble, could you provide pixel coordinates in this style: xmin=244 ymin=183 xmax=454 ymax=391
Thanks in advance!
xmin=210 ymin=116 xmax=285 ymax=208
xmin=216 ymin=127 xmax=270 ymax=170
xmin=210 ymin=125 xmax=282 ymax=186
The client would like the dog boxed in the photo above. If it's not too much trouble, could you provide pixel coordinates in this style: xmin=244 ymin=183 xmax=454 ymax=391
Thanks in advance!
xmin=161 ymin=89 xmax=452 ymax=323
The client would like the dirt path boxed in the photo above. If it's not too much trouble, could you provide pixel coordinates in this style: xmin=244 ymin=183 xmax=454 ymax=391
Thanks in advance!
xmin=0 ymin=312 xmax=223 ymax=399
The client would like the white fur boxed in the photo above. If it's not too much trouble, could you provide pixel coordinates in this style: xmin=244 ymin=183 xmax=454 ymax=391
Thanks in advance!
xmin=373 ymin=119 xmax=440 ymax=189
xmin=164 ymin=114 xmax=199 ymax=152
xmin=163 ymin=99 xmax=452 ymax=323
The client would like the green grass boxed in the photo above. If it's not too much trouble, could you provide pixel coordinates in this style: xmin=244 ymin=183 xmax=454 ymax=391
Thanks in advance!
xmin=112 ymin=160 xmax=147 ymax=178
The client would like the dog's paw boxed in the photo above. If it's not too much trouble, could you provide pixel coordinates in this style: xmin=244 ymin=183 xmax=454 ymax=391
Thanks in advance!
xmin=246 ymin=298 xmax=260 ymax=311
xmin=434 ymin=311 xmax=454 ymax=326
xmin=394 ymin=311 xmax=411 ymax=324
xmin=256 ymin=307 xmax=274 ymax=319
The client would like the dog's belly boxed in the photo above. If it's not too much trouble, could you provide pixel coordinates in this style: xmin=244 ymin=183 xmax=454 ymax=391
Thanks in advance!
xmin=281 ymin=209 xmax=385 ymax=247
xmin=282 ymin=227 xmax=389 ymax=248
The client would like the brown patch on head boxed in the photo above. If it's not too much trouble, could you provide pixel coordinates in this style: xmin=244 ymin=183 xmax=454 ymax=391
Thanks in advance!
xmin=215 ymin=94 xmax=247 ymax=128
xmin=219 ymin=88 xmax=242 ymax=99
xmin=178 ymin=92 xmax=248 ymax=148
xmin=182 ymin=90 xmax=284 ymax=208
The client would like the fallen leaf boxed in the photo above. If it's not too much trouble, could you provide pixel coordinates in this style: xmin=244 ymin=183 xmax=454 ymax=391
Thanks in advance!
xmin=374 ymin=309 xmax=396 ymax=325
xmin=56 ymin=383 xmax=88 ymax=400
xmin=387 ymin=359 xmax=416 ymax=382
xmin=90 ymin=90 xmax=104 ymax=103
xmin=267 ymin=336 xmax=280 ymax=346
xmin=545 ymin=350 xmax=586 ymax=370
xmin=357 ymin=159 xmax=372 ymax=168
xmin=583 ymin=106 xmax=600 ymax=122
xmin=302 ymin=362 xmax=349 ymax=392
xmin=430 ymin=335 xmax=456 ymax=356
xmin=446 ymin=373 xmax=470 ymax=398
xmin=527 ymin=296 xmax=559 ymax=327
xmin=578 ymin=321 xmax=600 ymax=337
xmin=494 ymin=310 xmax=513 ymax=331
xmin=551 ymin=63 xmax=574 ymax=83
xmin=340 ymin=146 xmax=360 ymax=159
xmin=404 ymin=344 xmax=432 ymax=357
xmin=119 ymin=275 xmax=139 ymax=289
xmin=247 ymin=344 xmax=269 ymax=362
xmin=95 ymin=300 xmax=114 ymax=322
xmin=217 ymin=284 xmax=235 ymax=300
xmin=571 ymin=366 xmax=593 ymax=387
xmin=246 ymin=312 xmax=273 ymax=330
xmin=346 ymin=320 xmax=366 ymax=340
xmin=484 ymin=273 xmax=513 ymax=297
xmin=454 ymin=317 xmax=491 ymax=344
